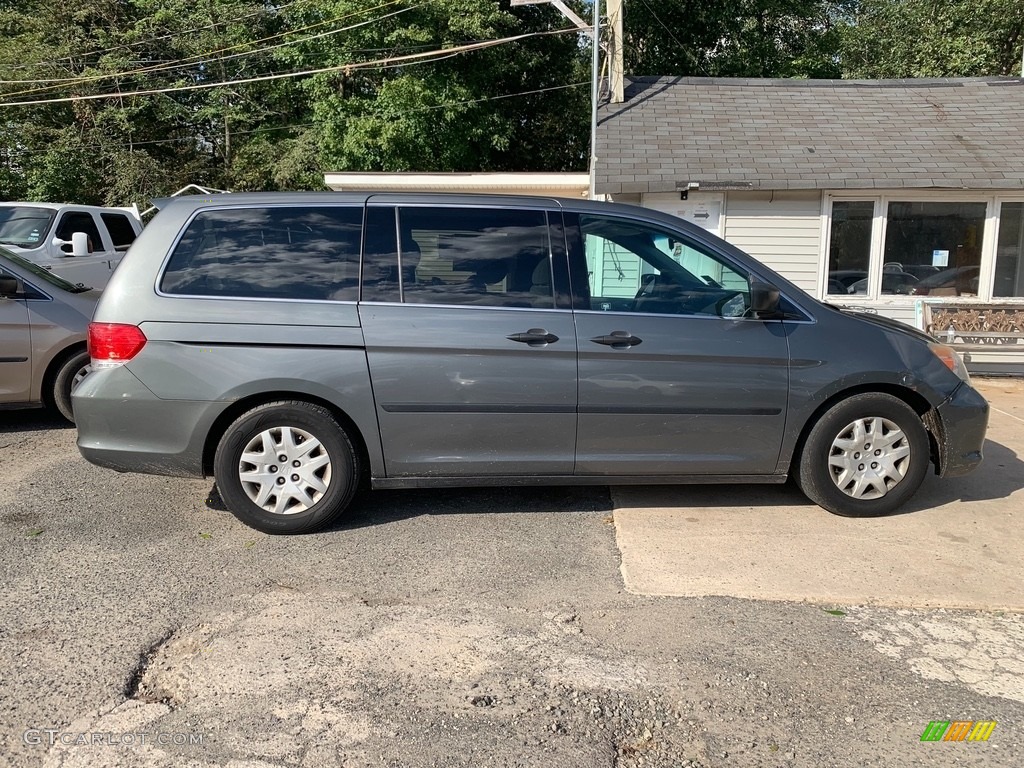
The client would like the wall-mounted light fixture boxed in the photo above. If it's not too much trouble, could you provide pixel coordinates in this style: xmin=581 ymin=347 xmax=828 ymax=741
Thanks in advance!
xmin=679 ymin=182 xmax=700 ymax=200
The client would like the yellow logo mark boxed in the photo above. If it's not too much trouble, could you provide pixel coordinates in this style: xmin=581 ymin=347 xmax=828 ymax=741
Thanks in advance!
xmin=967 ymin=721 xmax=997 ymax=742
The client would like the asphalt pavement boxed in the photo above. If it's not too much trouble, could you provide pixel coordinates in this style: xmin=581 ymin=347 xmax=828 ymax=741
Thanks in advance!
xmin=1 ymin=381 xmax=1021 ymax=767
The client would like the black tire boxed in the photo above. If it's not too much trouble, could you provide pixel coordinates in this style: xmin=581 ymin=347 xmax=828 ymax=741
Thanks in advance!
xmin=52 ymin=349 xmax=91 ymax=423
xmin=213 ymin=401 xmax=360 ymax=534
xmin=797 ymin=393 xmax=930 ymax=517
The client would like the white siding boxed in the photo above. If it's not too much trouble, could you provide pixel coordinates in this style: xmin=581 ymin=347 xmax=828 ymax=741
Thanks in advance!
xmin=723 ymin=191 xmax=823 ymax=294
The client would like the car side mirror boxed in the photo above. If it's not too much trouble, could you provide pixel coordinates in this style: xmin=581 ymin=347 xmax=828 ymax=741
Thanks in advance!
xmin=52 ymin=232 xmax=91 ymax=257
xmin=0 ymin=274 xmax=22 ymax=297
xmin=750 ymin=281 xmax=783 ymax=320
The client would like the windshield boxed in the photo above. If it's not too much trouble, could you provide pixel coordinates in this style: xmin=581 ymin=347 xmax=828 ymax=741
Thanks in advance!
xmin=0 ymin=206 xmax=56 ymax=248
xmin=0 ymin=245 xmax=91 ymax=292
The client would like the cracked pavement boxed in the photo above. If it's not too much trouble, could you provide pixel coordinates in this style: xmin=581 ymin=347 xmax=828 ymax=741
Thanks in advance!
xmin=1 ymin=381 xmax=1022 ymax=767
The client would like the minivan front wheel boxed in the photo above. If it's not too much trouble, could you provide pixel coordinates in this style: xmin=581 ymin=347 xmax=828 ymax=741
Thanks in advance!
xmin=798 ymin=393 xmax=930 ymax=517
xmin=214 ymin=401 xmax=360 ymax=534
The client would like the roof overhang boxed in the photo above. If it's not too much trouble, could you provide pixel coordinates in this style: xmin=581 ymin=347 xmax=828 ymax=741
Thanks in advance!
xmin=323 ymin=172 xmax=590 ymax=198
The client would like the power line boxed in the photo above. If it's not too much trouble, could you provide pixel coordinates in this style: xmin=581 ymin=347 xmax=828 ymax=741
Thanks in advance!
xmin=0 ymin=27 xmax=580 ymax=108
xmin=408 ymin=81 xmax=587 ymax=112
xmin=636 ymin=0 xmax=711 ymax=76
xmin=0 ymin=0 xmax=415 ymax=97
xmin=3 ymin=81 xmax=588 ymax=156
xmin=0 ymin=0 xmax=307 ymax=75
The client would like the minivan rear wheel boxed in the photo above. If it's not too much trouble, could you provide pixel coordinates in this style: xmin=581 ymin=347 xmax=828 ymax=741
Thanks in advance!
xmin=798 ymin=393 xmax=929 ymax=517
xmin=214 ymin=401 xmax=360 ymax=534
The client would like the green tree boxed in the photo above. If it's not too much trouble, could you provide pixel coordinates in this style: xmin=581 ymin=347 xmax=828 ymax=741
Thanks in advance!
xmin=0 ymin=1 xmax=307 ymax=206
xmin=623 ymin=1 xmax=848 ymax=78
xmin=287 ymin=0 xmax=590 ymax=173
xmin=839 ymin=0 xmax=1024 ymax=78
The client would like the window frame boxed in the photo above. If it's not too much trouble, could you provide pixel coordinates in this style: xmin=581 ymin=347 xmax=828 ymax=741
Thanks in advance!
xmin=820 ymin=191 xmax=1024 ymax=303
xmin=993 ymin=198 xmax=1024 ymax=299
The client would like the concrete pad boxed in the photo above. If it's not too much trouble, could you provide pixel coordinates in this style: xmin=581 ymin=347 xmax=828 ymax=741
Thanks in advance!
xmin=612 ymin=378 xmax=1024 ymax=610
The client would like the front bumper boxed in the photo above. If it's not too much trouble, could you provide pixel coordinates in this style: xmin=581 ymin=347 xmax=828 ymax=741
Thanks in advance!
xmin=933 ymin=381 xmax=989 ymax=478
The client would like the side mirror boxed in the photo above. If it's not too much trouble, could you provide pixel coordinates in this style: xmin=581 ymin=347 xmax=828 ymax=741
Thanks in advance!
xmin=52 ymin=232 xmax=91 ymax=257
xmin=750 ymin=281 xmax=783 ymax=320
xmin=71 ymin=232 xmax=90 ymax=256
xmin=0 ymin=274 xmax=21 ymax=297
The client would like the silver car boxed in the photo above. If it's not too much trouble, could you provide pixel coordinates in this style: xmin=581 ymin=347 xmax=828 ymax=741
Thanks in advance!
xmin=74 ymin=193 xmax=988 ymax=534
xmin=1 ymin=247 xmax=96 ymax=422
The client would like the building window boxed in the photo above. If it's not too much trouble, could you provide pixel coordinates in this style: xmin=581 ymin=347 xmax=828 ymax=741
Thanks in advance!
xmin=826 ymin=200 xmax=873 ymax=295
xmin=995 ymin=202 xmax=1024 ymax=298
xmin=825 ymin=197 xmax=1008 ymax=300
xmin=884 ymin=201 xmax=985 ymax=297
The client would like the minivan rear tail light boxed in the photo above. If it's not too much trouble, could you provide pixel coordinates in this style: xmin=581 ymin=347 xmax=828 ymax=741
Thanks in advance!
xmin=88 ymin=323 xmax=147 ymax=368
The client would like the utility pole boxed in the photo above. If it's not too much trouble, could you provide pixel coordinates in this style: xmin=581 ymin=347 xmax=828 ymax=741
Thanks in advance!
xmin=512 ymin=1 xmax=626 ymax=195
xmin=608 ymin=0 xmax=624 ymax=103
xmin=512 ymin=1 xmax=624 ymax=103
xmin=590 ymin=0 xmax=600 ymax=199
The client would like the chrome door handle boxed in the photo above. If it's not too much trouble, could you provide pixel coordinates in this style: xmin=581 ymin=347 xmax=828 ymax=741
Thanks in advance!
xmin=591 ymin=331 xmax=643 ymax=348
xmin=507 ymin=329 xmax=560 ymax=347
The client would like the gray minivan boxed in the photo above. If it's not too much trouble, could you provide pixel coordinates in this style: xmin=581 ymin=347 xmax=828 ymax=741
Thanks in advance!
xmin=73 ymin=193 xmax=989 ymax=534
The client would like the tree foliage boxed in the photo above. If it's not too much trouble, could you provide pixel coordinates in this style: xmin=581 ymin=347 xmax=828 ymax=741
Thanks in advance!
xmin=0 ymin=0 xmax=592 ymax=206
xmin=1 ymin=1 xmax=1021 ymax=208
xmin=286 ymin=0 xmax=590 ymax=173
xmin=623 ymin=1 xmax=849 ymax=79
xmin=838 ymin=0 xmax=1024 ymax=78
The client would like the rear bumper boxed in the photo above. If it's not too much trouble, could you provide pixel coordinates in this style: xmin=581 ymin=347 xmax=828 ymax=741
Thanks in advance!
xmin=73 ymin=365 xmax=215 ymax=478
xmin=934 ymin=381 xmax=989 ymax=478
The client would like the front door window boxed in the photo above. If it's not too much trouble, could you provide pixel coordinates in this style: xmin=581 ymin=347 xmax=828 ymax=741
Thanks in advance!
xmin=581 ymin=214 xmax=751 ymax=318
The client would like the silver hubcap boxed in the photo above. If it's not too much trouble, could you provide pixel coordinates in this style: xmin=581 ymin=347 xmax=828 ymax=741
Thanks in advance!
xmin=238 ymin=427 xmax=332 ymax=515
xmin=71 ymin=364 xmax=91 ymax=392
xmin=827 ymin=417 xmax=911 ymax=500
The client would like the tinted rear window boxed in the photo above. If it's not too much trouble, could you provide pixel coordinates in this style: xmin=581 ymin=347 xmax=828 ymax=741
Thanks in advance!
xmin=397 ymin=207 xmax=554 ymax=308
xmin=161 ymin=206 xmax=362 ymax=301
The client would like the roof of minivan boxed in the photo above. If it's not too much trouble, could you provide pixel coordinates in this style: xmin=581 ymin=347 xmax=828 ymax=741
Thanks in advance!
xmin=150 ymin=190 xmax=662 ymax=216
xmin=147 ymin=191 xmax=751 ymax=247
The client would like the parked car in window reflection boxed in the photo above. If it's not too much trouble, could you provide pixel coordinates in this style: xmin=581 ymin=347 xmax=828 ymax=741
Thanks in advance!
xmin=847 ymin=271 xmax=919 ymax=295
xmin=899 ymin=266 xmax=981 ymax=296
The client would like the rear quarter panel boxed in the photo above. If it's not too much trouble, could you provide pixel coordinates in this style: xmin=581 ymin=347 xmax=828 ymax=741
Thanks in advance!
xmin=89 ymin=201 xmax=386 ymax=477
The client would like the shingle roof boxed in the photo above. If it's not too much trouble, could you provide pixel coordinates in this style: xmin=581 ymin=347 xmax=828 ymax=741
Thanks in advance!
xmin=596 ymin=77 xmax=1024 ymax=195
